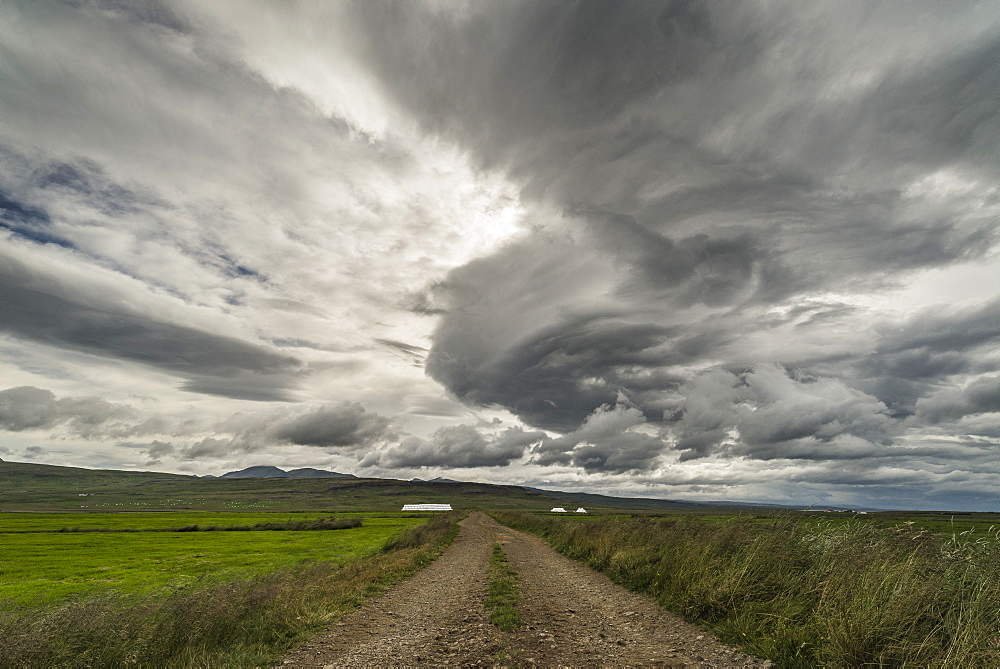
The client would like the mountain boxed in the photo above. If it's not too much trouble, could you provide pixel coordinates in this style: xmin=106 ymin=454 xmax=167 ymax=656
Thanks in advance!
xmin=219 ymin=466 xmax=356 ymax=479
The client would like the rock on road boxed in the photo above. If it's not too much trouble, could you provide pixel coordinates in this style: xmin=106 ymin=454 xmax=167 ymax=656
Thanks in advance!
xmin=280 ymin=513 xmax=770 ymax=667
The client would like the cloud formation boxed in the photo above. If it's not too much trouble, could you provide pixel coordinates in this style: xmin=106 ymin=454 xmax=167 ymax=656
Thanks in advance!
xmin=364 ymin=424 xmax=544 ymax=469
xmin=0 ymin=386 xmax=138 ymax=438
xmin=0 ymin=1 xmax=997 ymax=509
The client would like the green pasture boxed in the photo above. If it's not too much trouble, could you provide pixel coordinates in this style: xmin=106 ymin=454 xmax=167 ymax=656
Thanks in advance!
xmin=0 ymin=515 xmax=425 ymax=606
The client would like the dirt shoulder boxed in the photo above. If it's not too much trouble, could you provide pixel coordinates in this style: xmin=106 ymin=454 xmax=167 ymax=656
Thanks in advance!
xmin=280 ymin=512 xmax=770 ymax=667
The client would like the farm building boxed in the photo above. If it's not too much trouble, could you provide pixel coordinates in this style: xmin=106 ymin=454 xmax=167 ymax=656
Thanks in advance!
xmin=575 ymin=508 xmax=587 ymax=513
xmin=401 ymin=503 xmax=452 ymax=511
xmin=550 ymin=507 xmax=567 ymax=512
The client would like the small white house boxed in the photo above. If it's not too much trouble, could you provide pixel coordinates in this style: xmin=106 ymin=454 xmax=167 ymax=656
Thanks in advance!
xmin=401 ymin=503 xmax=453 ymax=511
xmin=550 ymin=507 xmax=567 ymax=513
xmin=575 ymin=507 xmax=587 ymax=513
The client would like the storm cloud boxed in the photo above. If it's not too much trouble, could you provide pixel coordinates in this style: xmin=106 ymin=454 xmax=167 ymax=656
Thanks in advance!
xmin=364 ymin=424 xmax=545 ymax=469
xmin=0 ymin=247 xmax=306 ymax=401
xmin=0 ymin=386 xmax=138 ymax=438
xmin=1 ymin=1 xmax=997 ymax=509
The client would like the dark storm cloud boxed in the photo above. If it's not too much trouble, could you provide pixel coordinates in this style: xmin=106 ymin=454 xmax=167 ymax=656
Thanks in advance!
xmin=915 ymin=376 xmax=1000 ymax=424
xmin=428 ymin=309 xmax=678 ymax=431
xmin=856 ymin=297 xmax=1000 ymax=415
xmin=364 ymin=424 xmax=544 ymax=469
xmin=24 ymin=445 xmax=47 ymax=459
xmin=352 ymin=1 xmax=742 ymax=175
xmin=357 ymin=0 xmax=998 ymax=476
xmin=0 ymin=249 xmax=305 ymax=401
xmin=533 ymin=400 xmax=669 ymax=473
xmin=142 ymin=440 xmax=175 ymax=464
xmin=668 ymin=365 xmax=899 ymax=462
xmin=178 ymin=403 xmax=397 ymax=460
xmin=0 ymin=386 xmax=138 ymax=437
xmin=271 ymin=403 xmax=392 ymax=448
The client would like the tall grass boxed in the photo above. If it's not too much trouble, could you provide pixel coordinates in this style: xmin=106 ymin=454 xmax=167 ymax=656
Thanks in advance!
xmin=0 ymin=513 xmax=460 ymax=668
xmin=492 ymin=512 xmax=1000 ymax=667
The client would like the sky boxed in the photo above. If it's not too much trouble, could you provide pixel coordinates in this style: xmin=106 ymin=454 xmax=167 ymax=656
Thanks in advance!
xmin=1 ymin=1 xmax=998 ymax=511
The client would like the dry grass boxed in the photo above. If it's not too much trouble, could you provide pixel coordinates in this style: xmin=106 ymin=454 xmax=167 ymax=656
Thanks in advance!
xmin=492 ymin=512 xmax=1000 ymax=668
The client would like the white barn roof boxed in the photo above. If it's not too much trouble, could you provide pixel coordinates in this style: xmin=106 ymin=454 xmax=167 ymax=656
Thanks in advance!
xmin=550 ymin=507 xmax=567 ymax=512
xmin=402 ymin=503 xmax=453 ymax=511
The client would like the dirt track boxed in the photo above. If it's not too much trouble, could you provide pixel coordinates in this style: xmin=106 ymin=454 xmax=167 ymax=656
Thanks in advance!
xmin=280 ymin=513 xmax=770 ymax=667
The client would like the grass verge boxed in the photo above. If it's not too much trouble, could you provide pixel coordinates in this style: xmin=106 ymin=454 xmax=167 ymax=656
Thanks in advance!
xmin=0 ymin=513 xmax=460 ymax=668
xmin=491 ymin=511 xmax=1000 ymax=667
xmin=484 ymin=542 xmax=521 ymax=631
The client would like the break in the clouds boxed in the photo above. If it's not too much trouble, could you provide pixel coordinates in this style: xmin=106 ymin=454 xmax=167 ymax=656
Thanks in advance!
xmin=1 ymin=1 xmax=998 ymax=510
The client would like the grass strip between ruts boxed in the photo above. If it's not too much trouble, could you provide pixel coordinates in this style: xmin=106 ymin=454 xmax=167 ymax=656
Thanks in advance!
xmin=485 ymin=542 xmax=522 ymax=631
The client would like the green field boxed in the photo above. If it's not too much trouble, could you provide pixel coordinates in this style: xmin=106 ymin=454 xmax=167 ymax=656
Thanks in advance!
xmin=1 ymin=512 xmax=461 ymax=668
xmin=0 ymin=513 xmax=424 ymax=606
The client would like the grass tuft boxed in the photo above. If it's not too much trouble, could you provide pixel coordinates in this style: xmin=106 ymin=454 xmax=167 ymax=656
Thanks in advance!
xmin=484 ymin=542 xmax=522 ymax=631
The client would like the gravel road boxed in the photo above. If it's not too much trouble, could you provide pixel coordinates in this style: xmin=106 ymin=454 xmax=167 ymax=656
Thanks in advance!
xmin=280 ymin=513 xmax=771 ymax=667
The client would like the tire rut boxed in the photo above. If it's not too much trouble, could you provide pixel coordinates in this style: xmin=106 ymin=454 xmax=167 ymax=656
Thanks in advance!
xmin=280 ymin=512 xmax=770 ymax=667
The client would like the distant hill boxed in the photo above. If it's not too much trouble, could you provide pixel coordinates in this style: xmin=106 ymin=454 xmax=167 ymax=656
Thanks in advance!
xmin=220 ymin=466 xmax=356 ymax=479
xmin=287 ymin=467 xmax=357 ymax=479
xmin=0 ymin=460 xmax=850 ymax=513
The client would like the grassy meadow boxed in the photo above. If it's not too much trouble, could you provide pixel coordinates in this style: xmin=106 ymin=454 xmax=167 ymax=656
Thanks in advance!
xmin=0 ymin=462 xmax=474 ymax=666
xmin=0 ymin=513 xmax=422 ymax=606
xmin=493 ymin=511 xmax=1000 ymax=667
xmin=3 ymin=461 xmax=998 ymax=667
xmin=0 ymin=511 xmax=461 ymax=667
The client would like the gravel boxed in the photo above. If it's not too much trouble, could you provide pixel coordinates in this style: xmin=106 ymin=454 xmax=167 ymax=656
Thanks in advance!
xmin=280 ymin=513 xmax=772 ymax=668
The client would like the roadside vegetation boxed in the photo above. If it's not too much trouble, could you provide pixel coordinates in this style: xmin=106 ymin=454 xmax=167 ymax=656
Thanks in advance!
xmin=484 ymin=542 xmax=521 ymax=631
xmin=0 ymin=513 xmax=460 ymax=667
xmin=492 ymin=511 xmax=1000 ymax=667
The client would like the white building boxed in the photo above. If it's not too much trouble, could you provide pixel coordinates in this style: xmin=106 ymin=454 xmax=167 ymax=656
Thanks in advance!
xmin=401 ymin=503 xmax=453 ymax=511
xmin=575 ymin=508 xmax=587 ymax=513
xmin=550 ymin=507 xmax=567 ymax=512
